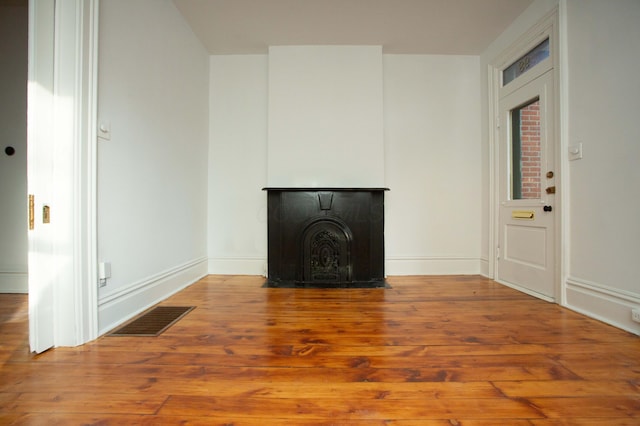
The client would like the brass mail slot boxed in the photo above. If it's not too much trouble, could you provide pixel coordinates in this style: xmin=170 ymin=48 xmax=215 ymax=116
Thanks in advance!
xmin=512 ymin=210 xmax=535 ymax=220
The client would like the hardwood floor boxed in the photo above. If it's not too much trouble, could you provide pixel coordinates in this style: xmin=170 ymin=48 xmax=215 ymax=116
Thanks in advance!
xmin=1 ymin=275 xmax=639 ymax=425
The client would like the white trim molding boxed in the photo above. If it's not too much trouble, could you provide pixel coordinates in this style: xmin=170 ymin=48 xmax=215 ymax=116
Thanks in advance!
xmin=479 ymin=258 xmax=490 ymax=277
xmin=565 ymin=276 xmax=640 ymax=336
xmin=209 ymin=256 xmax=482 ymax=277
xmin=98 ymin=257 xmax=208 ymax=336
xmin=0 ymin=271 xmax=28 ymax=293
xmin=386 ymin=256 xmax=481 ymax=276
xmin=208 ymin=257 xmax=267 ymax=276
xmin=53 ymin=0 xmax=100 ymax=347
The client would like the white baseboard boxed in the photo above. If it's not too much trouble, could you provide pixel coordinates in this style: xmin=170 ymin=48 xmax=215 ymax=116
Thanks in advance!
xmin=385 ymin=257 xmax=481 ymax=275
xmin=479 ymin=258 xmax=490 ymax=278
xmin=98 ymin=257 xmax=208 ymax=336
xmin=0 ymin=271 xmax=28 ymax=293
xmin=208 ymin=257 xmax=267 ymax=276
xmin=209 ymin=256 xmax=482 ymax=277
xmin=565 ymin=276 xmax=640 ymax=336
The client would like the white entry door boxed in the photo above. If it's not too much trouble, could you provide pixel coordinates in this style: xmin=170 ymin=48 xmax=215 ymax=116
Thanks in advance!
xmin=497 ymin=69 xmax=556 ymax=301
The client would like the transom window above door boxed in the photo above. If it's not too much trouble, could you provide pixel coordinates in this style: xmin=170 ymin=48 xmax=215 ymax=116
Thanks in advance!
xmin=503 ymin=38 xmax=550 ymax=86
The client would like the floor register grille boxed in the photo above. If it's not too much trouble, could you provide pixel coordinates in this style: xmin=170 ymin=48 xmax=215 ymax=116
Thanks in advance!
xmin=108 ymin=306 xmax=195 ymax=336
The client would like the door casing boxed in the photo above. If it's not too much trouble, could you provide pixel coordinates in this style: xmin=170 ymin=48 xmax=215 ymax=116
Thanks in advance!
xmin=28 ymin=0 xmax=99 ymax=352
xmin=488 ymin=8 xmax=562 ymax=303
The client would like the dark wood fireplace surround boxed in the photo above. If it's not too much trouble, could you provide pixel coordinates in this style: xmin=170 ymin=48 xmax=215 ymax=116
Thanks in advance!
xmin=263 ymin=188 xmax=388 ymax=288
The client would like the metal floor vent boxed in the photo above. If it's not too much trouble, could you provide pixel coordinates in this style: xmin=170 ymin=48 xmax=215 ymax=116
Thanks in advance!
xmin=108 ymin=306 xmax=195 ymax=336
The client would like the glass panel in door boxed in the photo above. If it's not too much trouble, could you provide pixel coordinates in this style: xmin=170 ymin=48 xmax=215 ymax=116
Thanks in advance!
xmin=511 ymin=98 xmax=541 ymax=200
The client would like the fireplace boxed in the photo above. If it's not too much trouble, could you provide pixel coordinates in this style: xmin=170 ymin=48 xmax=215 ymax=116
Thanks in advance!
xmin=263 ymin=188 xmax=388 ymax=288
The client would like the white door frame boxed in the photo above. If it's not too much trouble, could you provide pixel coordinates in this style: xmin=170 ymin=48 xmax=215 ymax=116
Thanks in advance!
xmin=488 ymin=8 xmax=563 ymax=303
xmin=28 ymin=0 xmax=99 ymax=352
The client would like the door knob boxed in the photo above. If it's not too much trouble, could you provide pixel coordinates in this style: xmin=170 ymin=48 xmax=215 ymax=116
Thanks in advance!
xmin=543 ymin=205 xmax=552 ymax=212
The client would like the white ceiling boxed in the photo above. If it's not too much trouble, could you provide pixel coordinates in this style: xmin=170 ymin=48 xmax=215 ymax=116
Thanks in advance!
xmin=173 ymin=0 xmax=534 ymax=55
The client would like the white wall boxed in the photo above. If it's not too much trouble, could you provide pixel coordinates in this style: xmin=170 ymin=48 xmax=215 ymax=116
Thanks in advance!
xmin=384 ymin=55 xmax=482 ymax=274
xmin=208 ymin=55 xmax=268 ymax=274
xmin=208 ymin=52 xmax=482 ymax=275
xmin=267 ymin=46 xmax=385 ymax=188
xmin=96 ymin=0 xmax=209 ymax=334
xmin=0 ymin=1 xmax=28 ymax=293
xmin=563 ymin=0 xmax=640 ymax=334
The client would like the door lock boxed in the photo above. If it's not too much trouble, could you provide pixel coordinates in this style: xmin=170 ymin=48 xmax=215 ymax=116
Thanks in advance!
xmin=543 ymin=205 xmax=553 ymax=212
xmin=545 ymin=186 xmax=556 ymax=194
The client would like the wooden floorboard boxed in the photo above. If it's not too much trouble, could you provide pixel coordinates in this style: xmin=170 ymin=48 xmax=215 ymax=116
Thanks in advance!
xmin=1 ymin=275 xmax=639 ymax=425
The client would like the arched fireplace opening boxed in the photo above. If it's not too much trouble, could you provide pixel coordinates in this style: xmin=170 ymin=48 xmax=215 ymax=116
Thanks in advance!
xmin=301 ymin=218 xmax=352 ymax=283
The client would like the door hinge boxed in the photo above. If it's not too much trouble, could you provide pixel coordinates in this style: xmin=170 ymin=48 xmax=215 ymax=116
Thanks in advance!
xmin=28 ymin=194 xmax=35 ymax=230
xmin=496 ymin=246 xmax=501 ymax=260
xmin=496 ymin=116 xmax=500 ymax=129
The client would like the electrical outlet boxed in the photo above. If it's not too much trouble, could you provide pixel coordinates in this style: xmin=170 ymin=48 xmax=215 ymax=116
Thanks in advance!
xmin=632 ymin=309 xmax=640 ymax=323
xmin=99 ymin=262 xmax=111 ymax=279
xmin=98 ymin=262 xmax=111 ymax=288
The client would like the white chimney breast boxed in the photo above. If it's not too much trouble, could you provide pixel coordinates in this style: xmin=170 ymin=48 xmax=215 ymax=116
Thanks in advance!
xmin=267 ymin=45 xmax=384 ymax=187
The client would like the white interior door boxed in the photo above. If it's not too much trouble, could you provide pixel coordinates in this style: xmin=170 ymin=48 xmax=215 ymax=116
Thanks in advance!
xmin=27 ymin=0 xmax=56 ymax=353
xmin=497 ymin=70 xmax=556 ymax=301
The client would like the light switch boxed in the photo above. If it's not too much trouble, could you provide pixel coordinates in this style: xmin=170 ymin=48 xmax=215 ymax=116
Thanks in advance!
xmin=568 ymin=142 xmax=583 ymax=161
xmin=98 ymin=121 xmax=111 ymax=140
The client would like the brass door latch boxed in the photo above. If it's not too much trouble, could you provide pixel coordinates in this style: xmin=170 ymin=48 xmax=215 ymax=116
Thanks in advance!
xmin=43 ymin=205 xmax=50 ymax=224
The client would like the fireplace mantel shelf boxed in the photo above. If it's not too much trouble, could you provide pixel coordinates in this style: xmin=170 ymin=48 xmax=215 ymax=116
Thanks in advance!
xmin=263 ymin=187 xmax=389 ymax=192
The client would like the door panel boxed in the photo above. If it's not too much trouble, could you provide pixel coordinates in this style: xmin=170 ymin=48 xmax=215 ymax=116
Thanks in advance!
xmin=497 ymin=70 xmax=555 ymax=301
xmin=505 ymin=224 xmax=547 ymax=268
